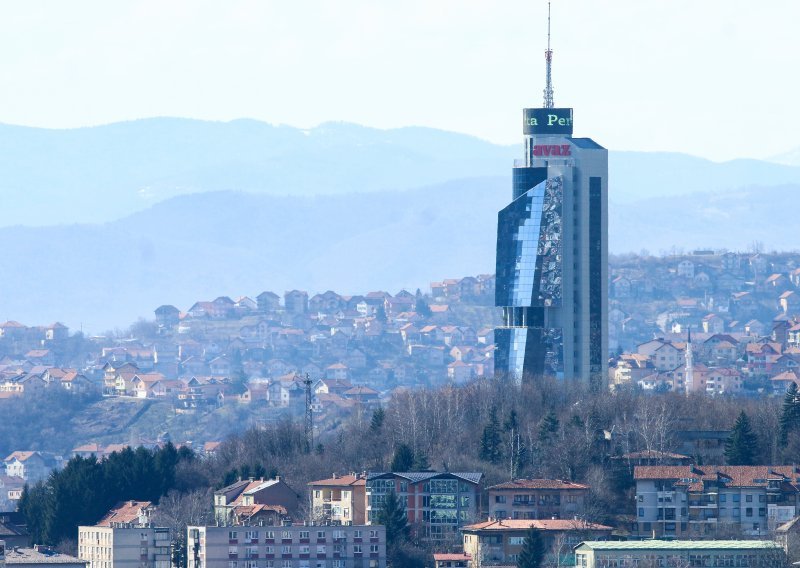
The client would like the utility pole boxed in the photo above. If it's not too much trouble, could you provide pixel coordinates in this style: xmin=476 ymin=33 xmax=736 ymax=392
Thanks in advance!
xmin=303 ymin=373 xmax=313 ymax=453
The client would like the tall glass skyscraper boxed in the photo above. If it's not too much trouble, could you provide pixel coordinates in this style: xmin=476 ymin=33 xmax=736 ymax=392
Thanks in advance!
xmin=494 ymin=107 xmax=608 ymax=388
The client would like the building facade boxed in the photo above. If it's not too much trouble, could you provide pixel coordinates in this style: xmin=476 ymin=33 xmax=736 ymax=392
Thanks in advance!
xmin=186 ymin=524 xmax=386 ymax=568
xmin=634 ymin=465 xmax=800 ymax=538
xmin=462 ymin=519 xmax=612 ymax=568
xmin=365 ymin=472 xmax=482 ymax=541
xmin=487 ymin=479 xmax=589 ymax=520
xmin=308 ymin=474 xmax=367 ymax=525
xmin=574 ymin=540 xmax=784 ymax=568
xmin=78 ymin=526 xmax=171 ymax=568
xmin=494 ymin=105 xmax=608 ymax=386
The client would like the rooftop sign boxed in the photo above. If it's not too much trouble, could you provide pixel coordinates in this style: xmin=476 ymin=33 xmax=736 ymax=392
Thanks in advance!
xmin=523 ymin=108 xmax=573 ymax=136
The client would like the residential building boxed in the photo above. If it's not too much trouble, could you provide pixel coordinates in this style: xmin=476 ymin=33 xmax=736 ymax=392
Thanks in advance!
xmin=214 ymin=478 xmax=299 ymax=525
xmin=487 ymin=479 xmax=589 ymax=520
xmin=2 ymin=544 xmax=86 ymax=568
xmin=573 ymin=540 xmax=784 ymax=568
xmin=365 ymin=472 xmax=482 ymax=541
xmin=432 ymin=553 xmax=470 ymax=568
xmin=78 ymin=525 xmax=171 ymax=568
xmin=186 ymin=524 xmax=386 ymax=568
xmin=634 ymin=465 xmax=800 ymax=538
xmin=96 ymin=501 xmax=154 ymax=527
xmin=462 ymin=519 xmax=612 ymax=568
xmin=494 ymin=48 xmax=608 ymax=387
xmin=2 ymin=452 xmax=57 ymax=484
xmin=308 ymin=474 xmax=367 ymax=524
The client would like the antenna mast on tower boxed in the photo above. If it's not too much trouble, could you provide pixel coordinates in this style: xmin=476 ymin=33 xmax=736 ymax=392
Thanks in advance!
xmin=543 ymin=2 xmax=555 ymax=108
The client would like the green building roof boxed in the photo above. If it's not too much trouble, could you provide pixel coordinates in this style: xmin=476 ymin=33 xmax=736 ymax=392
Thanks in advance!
xmin=577 ymin=540 xmax=780 ymax=551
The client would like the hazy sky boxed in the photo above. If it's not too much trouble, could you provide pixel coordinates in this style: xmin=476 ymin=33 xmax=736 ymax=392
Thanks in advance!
xmin=1 ymin=0 xmax=798 ymax=161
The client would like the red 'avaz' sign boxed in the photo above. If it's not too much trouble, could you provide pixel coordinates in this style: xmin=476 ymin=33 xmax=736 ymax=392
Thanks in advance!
xmin=532 ymin=144 xmax=571 ymax=157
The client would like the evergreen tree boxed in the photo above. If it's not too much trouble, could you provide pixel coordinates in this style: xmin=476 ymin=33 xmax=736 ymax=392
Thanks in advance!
xmin=370 ymin=407 xmax=386 ymax=433
xmin=539 ymin=412 xmax=560 ymax=443
xmin=412 ymin=449 xmax=430 ymax=471
xmin=390 ymin=444 xmax=415 ymax=472
xmin=517 ymin=528 xmax=546 ymax=568
xmin=376 ymin=490 xmax=409 ymax=546
xmin=415 ymin=299 xmax=432 ymax=318
xmin=779 ymin=383 xmax=800 ymax=447
xmin=479 ymin=407 xmax=503 ymax=464
xmin=725 ymin=411 xmax=759 ymax=465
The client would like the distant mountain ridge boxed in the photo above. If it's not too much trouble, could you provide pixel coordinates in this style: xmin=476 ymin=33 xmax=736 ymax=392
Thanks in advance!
xmin=1 ymin=180 xmax=798 ymax=331
xmin=3 ymin=118 xmax=800 ymax=226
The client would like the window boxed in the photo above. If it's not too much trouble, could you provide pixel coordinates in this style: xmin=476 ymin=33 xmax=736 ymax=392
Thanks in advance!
xmin=282 ymin=531 xmax=291 ymax=540
xmin=316 ymin=545 xmax=326 ymax=554
xmin=759 ymin=495 xmax=766 ymax=503
xmin=746 ymin=508 xmax=753 ymax=517
xmin=638 ymin=507 xmax=644 ymax=517
xmin=746 ymin=495 xmax=753 ymax=502
xmin=759 ymin=508 xmax=766 ymax=517
xmin=265 ymin=546 xmax=274 ymax=554
xmin=354 ymin=545 xmax=362 ymax=554
xmin=282 ymin=546 xmax=291 ymax=554
xmin=495 ymin=495 xmax=507 ymax=503
xmin=317 ymin=531 xmax=326 ymax=539
xmin=299 ymin=531 xmax=309 ymax=540
xmin=733 ymin=494 xmax=740 ymax=502
xmin=509 ymin=537 xmax=525 ymax=545
xmin=369 ymin=530 xmax=378 ymax=538
xmin=370 ymin=545 xmax=379 ymax=553
xmin=354 ymin=530 xmax=361 ymax=538
xmin=300 ymin=546 xmax=310 ymax=554
xmin=266 ymin=531 xmax=275 ymax=540
xmin=229 ymin=531 xmax=238 ymax=540
xmin=719 ymin=494 xmax=727 ymax=503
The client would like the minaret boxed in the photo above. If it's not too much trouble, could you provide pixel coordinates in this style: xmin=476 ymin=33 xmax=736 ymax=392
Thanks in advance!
xmin=685 ymin=327 xmax=694 ymax=395
xmin=543 ymin=2 xmax=554 ymax=108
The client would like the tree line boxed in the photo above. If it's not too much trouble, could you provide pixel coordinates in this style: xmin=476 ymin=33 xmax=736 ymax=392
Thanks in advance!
xmin=18 ymin=442 xmax=197 ymax=547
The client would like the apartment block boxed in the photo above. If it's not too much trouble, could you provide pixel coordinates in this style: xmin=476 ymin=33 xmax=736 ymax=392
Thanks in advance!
xmin=635 ymin=465 xmax=800 ymax=538
xmin=365 ymin=472 xmax=482 ymax=541
xmin=186 ymin=524 xmax=386 ymax=568
xmin=77 ymin=526 xmax=170 ymax=568
xmin=487 ymin=479 xmax=589 ymax=520
xmin=574 ymin=540 xmax=783 ymax=568
xmin=462 ymin=519 xmax=612 ymax=568
xmin=307 ymin=474 xmax=366 ymax=525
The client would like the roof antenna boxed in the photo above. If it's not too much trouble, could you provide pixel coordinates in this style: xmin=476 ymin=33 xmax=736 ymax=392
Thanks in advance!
xmin=543 ymin=2 xmax=555 ymax=108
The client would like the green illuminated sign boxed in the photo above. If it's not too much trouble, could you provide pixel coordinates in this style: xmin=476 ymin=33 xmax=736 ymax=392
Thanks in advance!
xmin=523 ymin=108 xmax=573 ymax=135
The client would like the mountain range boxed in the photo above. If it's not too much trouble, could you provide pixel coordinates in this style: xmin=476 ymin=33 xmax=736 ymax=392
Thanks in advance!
xmin=0 ymin=118 xmax=798 ymax=330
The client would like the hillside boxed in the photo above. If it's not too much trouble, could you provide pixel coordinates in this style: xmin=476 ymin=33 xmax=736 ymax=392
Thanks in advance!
xmin=3 ymin=118 xmax=800 ymax=226
xmin=1 ymin=180 xmax=799 ymax=331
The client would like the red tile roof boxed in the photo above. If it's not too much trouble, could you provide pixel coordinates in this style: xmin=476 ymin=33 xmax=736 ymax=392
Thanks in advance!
xmin=463 ymin=519 xmax=611 ymax=531
xmin=97 ymin=500 xmax=153 ymax=526
xmin=308 ymin=474 xmax=366 ymax=487
xmin=488 ymin=478 xmax=590 ymax=491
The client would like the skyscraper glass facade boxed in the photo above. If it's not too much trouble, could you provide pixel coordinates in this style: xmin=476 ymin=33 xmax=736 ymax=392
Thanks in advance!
xmin=495 ymin=108 xmax=607 ymax=384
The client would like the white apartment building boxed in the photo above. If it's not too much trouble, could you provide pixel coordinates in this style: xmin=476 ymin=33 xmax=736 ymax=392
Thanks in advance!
xmin=187 ymin=524 xmax=386 ymax=568
xmin=77 ymin=525 xmax=170 ymax=568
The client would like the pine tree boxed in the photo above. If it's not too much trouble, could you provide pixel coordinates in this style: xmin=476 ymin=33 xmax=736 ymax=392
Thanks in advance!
xmin=539 ymin=411 xmax=560 ymax=443
xmin=412 ymin=449 xmax=430 ymax=471
xmin=370 ymin=407 xmax=386 ymax=433
xmin=390 ymin=444 xmax=415 ymax=472
xmin=725 ymin=411 xmax=759 ymax=465
xmin=779 ymin=383 xmax=800 ymax=447
xmin=479 ymin=407 xmax=503 ymax=464
xmin=517 ymin=528 xmax=546 ymax=568
xmin=376 ymin=490 xmax=409 ymax=546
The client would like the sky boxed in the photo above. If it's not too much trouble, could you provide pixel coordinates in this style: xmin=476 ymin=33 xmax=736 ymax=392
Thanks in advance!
xmin=1 ymin=0 xmax=799 ymax=162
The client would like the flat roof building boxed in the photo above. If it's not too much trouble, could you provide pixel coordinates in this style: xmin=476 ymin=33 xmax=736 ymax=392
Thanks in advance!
xmin=574 ymin=540 xmax=785 ymax=568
